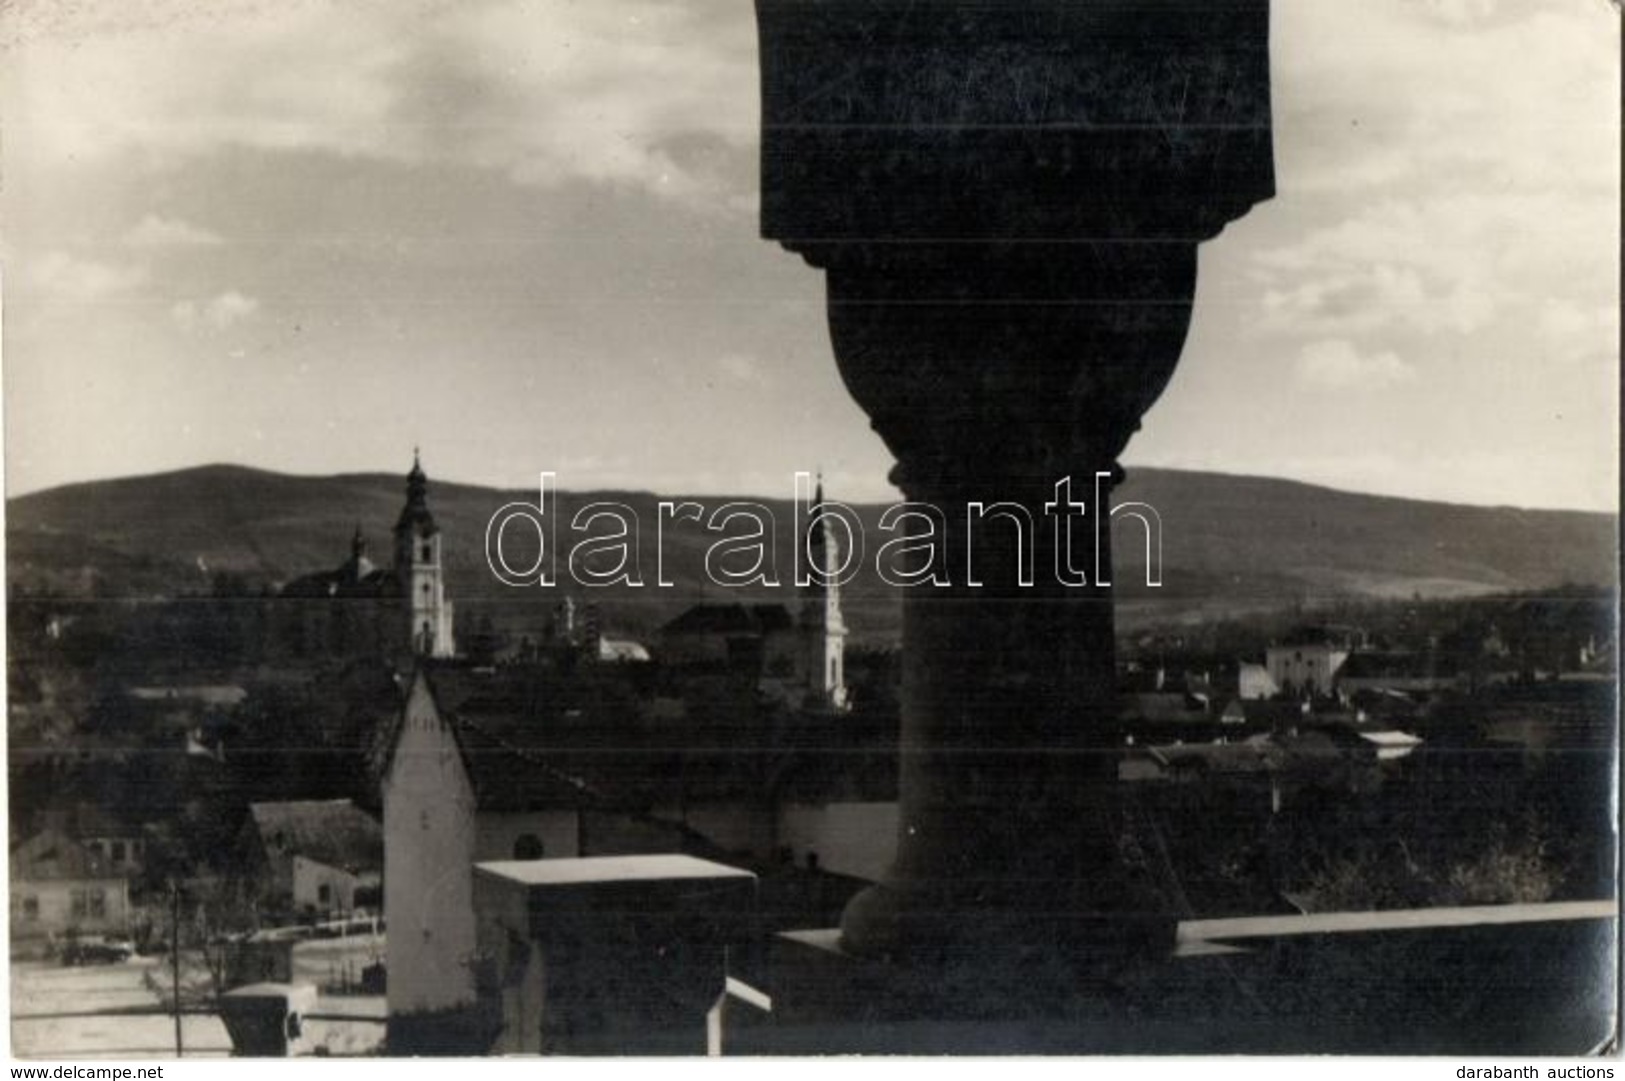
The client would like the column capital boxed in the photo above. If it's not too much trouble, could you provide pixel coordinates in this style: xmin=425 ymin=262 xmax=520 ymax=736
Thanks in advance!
xmin=756 ymin=0 xmax=1274 ymax=252
xmin=820 ymin=242 xmax=1196 ymax=502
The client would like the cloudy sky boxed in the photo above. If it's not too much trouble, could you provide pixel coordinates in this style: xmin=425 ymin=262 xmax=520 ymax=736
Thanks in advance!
xmin=1 ymin=0 xmax=1617 ymax=511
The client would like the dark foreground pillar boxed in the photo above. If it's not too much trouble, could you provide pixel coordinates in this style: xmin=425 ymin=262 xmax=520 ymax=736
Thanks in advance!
xmin=473 ymin=856 xmax=758 ymax=1054
xmin=755 ymin=0 xmax=1275 ymax=965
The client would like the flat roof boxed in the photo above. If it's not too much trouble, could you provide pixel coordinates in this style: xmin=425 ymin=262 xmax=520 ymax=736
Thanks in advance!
xmin=1179 ymin=899 xmax=1617 ymax=949
xmin=474 ymin=854 xmax=756 ymax=887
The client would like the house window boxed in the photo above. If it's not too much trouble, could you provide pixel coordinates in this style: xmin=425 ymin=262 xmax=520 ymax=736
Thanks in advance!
xmin=318 ymin=884 xmax=332 ymax=905
xmin=70 ymin=889 xmax=106 ymax=920
xmin=111 ymin=841 xmax=127 ymax=863
xmin=421 ymin=544 xmax=433 ymax=563
xmin=512 ymin=834 xmax=545 ymax=860
xmin=22 ymin=896 xmax=38 ymax=921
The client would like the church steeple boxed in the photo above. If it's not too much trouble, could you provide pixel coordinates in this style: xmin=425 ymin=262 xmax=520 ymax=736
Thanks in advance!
xmin=393 ymin=450 xmax=455 ymax=659
xmin=340 ymin=522 xmax=374 ymax=584
xmin=396 ymin=447 xmax=438 ymax=537
xmin=801 ymin=472 xmax=828 ymax=596
xmin=809 ymin=474 xmax=826 ymax=549
xmin=800 ymin=472 xmax=849 ymax=712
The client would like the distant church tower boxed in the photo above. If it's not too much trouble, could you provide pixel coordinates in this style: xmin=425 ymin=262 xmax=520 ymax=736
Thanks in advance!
xmin=801 ymin=478 xmax=849 ymax=711
xmin=344 ymin=523 xmax=374 ymax=582
xmin=394 ymin=451 xmax=456 ymax=658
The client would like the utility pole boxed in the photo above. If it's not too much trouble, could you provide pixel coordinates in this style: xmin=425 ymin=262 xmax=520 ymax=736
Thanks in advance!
xmin=171 ymin=883 xmax=183 ymax=1058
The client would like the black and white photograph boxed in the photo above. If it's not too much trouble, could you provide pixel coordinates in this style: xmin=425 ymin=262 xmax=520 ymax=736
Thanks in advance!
xmin=0 ymin=0 xmax=1618 ymax=1063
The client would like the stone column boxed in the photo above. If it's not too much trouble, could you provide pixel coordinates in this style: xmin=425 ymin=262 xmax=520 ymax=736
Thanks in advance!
xmin=755 ymin=0 xmax=1275 ymax=964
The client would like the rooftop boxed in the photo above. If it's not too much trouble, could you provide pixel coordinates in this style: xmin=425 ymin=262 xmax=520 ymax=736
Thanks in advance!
xmin=476 ymin=854 xmax=757 ymax=887
xmin=248 ymin=799 xmax=383 ymax=872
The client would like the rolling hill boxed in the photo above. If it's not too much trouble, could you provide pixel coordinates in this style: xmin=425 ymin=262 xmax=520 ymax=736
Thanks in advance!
xmin=6 ymin=464 xmax=1616 ymax=645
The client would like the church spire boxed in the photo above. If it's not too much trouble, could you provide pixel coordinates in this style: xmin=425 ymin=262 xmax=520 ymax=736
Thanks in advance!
xmin=396 ymin=449 xmax=437 ymax=536
xmin=394 ymin=449 xmax=455 ymax=659
xmin=800 ymin=472 xmax=849 ymax=712
xmin=804 ymin=471 xmax=827 ymax=586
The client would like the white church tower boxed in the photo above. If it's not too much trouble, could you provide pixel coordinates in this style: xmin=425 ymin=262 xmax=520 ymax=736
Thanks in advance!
xmin=801 ymin=478 xmax=849 ymax=711
xmin=394 ymin=450 xmax=456 ymax=658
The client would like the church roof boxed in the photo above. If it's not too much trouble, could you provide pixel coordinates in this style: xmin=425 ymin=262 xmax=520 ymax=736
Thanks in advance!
xmin=278 ymin=455 xmax=432 ymax=598
xmin=279 ymin=565 xmax=395 ymax=599
xmin=450 ymin=713 xmax=606 ymax=813
xmin=405 ymin=667 xmax=626 ymax=812
xmin=394 ymin=665 xmax=770 ymax=813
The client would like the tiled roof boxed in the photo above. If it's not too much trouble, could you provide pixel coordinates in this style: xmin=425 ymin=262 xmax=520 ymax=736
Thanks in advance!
xmin=11 ymin=829 xmax=120 ymax=881
xmin=279 ymin=566 xmax=396 ymax=599
xmin=1338 ymin=651 xmax=1452 ymax=680
xmin=412 ymin=665 xmax=768 ymax=812
xmin=66 ymin=803 xmax=143 ymax=840
xmin=248 ymin=799 xmax=383 ymax=873
xmin=1223 ymin=700 xmax=1309 ymax=727
xmin=1155 ymin=736 xmax=1283 ymax=775
xmin=449 ymin=713 xmax=606 ymax=812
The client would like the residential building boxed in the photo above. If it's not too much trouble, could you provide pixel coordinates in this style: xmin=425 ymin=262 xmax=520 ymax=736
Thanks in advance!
xmin=1266 ymin=626 xmax=1352 ymax=697
xmin=10 ymin=829 xmax=132 ymax=944
xmin=238 ymin=800 xmax=383 ymax=920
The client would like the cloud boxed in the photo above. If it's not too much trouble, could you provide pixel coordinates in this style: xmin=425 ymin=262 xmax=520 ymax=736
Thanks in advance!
xmin=122 ymin=214 xmax=222 ymax=246
xmin=1538 ymin=299 xmax=1618 ymax=366
xmin=715 ymin=352 xmax=767 ymax=387
xmin=1416 ymin=0 xmax=1503 ymax=25
xmin=1262 ymin=263 xmax=1427 ymax=335
xmin=1251 ymin=187 xmax=1613 ymax=359
xmin=3 ymin=0 xmax=758 ymax=212
xmin=1295 ymin=339 xmax=1416 ymax=391
xmin=1272 ymin=2 xmax=1615 ymax=197
xmin=1249 ymin=0 xmax=1617 ymax=364
xmin=393 ymin=2 xmax=760 ymax=209
xmin=1 ymin=0 xmax=1615 ymax=515
xmin=172 ymin=290 xmax=260 ymax=332
xmin=28 ymin=251 xmax=147 ymax=301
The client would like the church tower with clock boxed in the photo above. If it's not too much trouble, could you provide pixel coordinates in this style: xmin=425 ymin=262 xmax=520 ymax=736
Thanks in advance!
xmin=393 ymin=450 xmax=456 ymax=658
